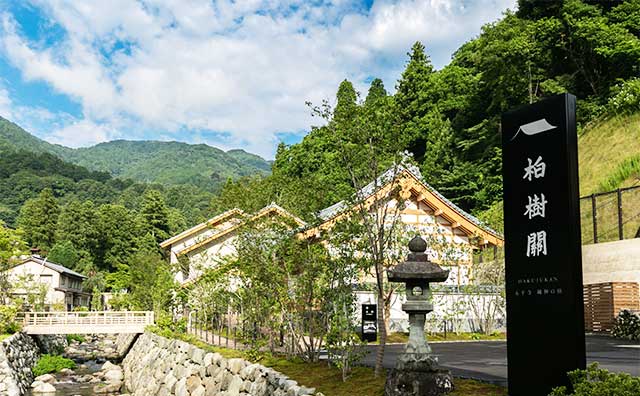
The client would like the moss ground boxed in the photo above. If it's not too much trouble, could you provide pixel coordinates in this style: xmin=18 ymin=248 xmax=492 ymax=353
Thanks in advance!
xmin=383 ymin=332 xmax=506 ymax=344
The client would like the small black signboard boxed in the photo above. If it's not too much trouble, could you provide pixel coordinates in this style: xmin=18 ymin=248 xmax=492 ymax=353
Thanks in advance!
xmin=361 ymin=304 xmax=377 ymax=342
xmin=502 ymin=94 xmax=586 ymax=396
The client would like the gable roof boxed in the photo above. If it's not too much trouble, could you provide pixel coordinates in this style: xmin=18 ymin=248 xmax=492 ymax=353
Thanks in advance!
xmin=22 ymin=256 xmax=87 ymax=279
xmin=164 ymin=203 xmax=307 ymax=257
xmin=160 ymin=208 xmax=245 ymax=248
xmin=303 ymin=164 xmax=503 ymax=247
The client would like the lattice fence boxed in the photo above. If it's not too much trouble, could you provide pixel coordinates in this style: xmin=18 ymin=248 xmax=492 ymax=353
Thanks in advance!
xmin=583 ymin=282 xmax=640 ymax=332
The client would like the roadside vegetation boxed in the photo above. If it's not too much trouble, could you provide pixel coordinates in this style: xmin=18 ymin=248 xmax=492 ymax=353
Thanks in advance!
xmin=549 ymin=363 xmax=640 ymax=396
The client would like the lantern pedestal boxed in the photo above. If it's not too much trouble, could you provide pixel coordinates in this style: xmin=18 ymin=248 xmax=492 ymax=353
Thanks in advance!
xmin=384 ymin=236 xmax=454 ymax=396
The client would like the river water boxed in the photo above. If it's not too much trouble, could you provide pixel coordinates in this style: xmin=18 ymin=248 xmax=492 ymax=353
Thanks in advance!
xmin=28 ymin=361 xmax=103 ymax=396
xmin=27 ymin=335 xmax=126 ymax=396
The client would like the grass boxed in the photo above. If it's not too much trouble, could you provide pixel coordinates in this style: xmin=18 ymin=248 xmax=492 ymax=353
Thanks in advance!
xmin=578 ymin=112 xmax=640 ymax=195
xmin=450 ymin=379 xmax=507 ymax=396
xmin=150 ymin=327 xmax=506 ymax=396
xmin=0 ymin=334 xmax=11 ymax=341
xmin=383 ymin=332 xmax=506 ymax=344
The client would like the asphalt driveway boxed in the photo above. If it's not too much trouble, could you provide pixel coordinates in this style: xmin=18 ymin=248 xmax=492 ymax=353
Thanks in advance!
xmin=360 ymin=335 xmax=639 ymax=386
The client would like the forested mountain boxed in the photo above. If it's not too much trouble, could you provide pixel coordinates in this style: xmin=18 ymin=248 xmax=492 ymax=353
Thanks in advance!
xmin=65 ymin=140 xmax=270 ymax=189
xmin=0 ymin=117 xmax=70 ymax=158
xmin=211 ymin=0 xmax=640 ymax=222
xmin=0 ymin=117 xmax=271 ymax=190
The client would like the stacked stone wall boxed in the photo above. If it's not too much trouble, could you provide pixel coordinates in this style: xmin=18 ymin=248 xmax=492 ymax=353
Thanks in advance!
xmin=0 ymin=333 xmax=40 ymax=396
xmin=115 ymin=333 xmax=138 ymax=358
xmin=33 ymin=334 xmax=68 ymax=355
xmin=123 ymin=332 xmax=321 ymax=396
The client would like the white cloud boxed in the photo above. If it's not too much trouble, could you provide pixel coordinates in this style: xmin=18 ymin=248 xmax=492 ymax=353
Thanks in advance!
xmin=46 ymin=119 xmax=113 ymax=147
xmin=0 ymin=87 xmax=12 ymax=118
xmin=0 ymin=0 xmax=516 ymax=159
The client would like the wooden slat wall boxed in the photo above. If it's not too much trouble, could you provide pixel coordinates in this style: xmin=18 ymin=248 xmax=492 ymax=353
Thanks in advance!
xmin=583 ymin=282 xmax=640 ymax=332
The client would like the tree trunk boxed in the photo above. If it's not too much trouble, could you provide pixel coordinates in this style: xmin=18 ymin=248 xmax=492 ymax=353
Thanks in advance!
xmin=374 ymin=286 xmax=387 ymax=377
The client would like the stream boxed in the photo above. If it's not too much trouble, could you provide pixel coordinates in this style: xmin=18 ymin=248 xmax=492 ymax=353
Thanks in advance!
xmin=28 ymin=336 xmax=128 ymax=396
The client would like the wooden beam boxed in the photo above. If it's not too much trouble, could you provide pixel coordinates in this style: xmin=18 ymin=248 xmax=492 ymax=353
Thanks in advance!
xmin=434 ymin=209 xmax=444 ymax=216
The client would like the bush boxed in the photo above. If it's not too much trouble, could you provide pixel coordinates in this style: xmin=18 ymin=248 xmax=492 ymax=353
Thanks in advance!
xmin=32 ymin=354 xmax=76 ymax=376
xmin=611 ymin=309 xmax=640 ymax=341
xmin=66 ymin=334 xmax=85 ymax=344
xmin=155 ymin=311 xmax=187 ymax=334
xmin=0 ymin=305 xmax=21 ymax=334
xmin=549 ymin=363 xmax=640 ymax=396
xmin=608 ymin=78 xmax=640 ymax=115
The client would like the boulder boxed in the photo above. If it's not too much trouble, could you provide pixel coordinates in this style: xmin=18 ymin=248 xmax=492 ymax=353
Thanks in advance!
xmin=32 ymin=382 xmax=56 ymax=393
xmin=101 ymin=361 xmax=118 ymax=371
xmin=104 ymin=369 xmax=124 ymax=383
xmin=34 ymin=374 xmax=55 ymax=384
xmin=93 ymin=380 xmax=123 ymax=394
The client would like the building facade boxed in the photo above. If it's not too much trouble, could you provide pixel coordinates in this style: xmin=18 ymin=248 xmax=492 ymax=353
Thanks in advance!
xmin=161 ymin=203 xmax=306 ymax=285
xmin=301 ymin=165 xmax=505 ymax=332
xmin=6 ymin=256 xmax=90 ymax=311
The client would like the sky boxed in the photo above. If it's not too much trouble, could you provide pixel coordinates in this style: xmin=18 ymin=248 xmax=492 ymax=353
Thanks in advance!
xmin=0 ymin=0 xmax=516 ymax=159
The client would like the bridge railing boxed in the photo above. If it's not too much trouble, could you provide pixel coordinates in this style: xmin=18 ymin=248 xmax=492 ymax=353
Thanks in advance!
xmin=19 ymin=311 xmax=155 ymax=327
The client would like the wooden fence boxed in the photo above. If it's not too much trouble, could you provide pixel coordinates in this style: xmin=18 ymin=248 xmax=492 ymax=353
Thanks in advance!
xmin=583 ymin=282 xmax=640 ymax=332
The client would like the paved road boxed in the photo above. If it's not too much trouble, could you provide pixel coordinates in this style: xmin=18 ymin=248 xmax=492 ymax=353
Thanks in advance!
xmin=361 ymin=335 xmax=639 ymax=386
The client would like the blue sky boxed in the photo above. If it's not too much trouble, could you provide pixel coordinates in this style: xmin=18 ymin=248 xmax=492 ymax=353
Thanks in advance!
xmin=0 ymin=0 xmax=516 ymax=159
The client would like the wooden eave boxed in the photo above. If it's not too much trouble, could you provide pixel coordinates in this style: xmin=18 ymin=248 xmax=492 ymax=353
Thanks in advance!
xmin=176 ymin=204 xmax=306 ymax=257
xmin=160 ymin=208 xmax=244 ymax=248
xmin=300 ymin=170 xmax=503 ymax=247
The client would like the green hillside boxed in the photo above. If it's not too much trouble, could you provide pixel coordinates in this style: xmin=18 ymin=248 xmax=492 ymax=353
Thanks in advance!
xmin=65 ymin=140 xmax=271 ymax=189
xmin=0 ymin=117 xmax=71 ymax=158
xmin=579 ymin=113 xmax=640 ymax=195
xmin=0 ymin=116 xmax=271 ymax=190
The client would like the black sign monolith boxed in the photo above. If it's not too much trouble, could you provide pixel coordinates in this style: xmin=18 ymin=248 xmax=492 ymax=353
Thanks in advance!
xmin=361 ymin=304 xmax=377 ymax=342
xmin=502 ymin=93 xmax=586 ymax=396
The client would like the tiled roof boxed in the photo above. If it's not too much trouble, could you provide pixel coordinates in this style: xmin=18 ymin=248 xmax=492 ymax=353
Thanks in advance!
xmin=317 ymin=164 xmax=501 ymax=238
xmin=26 ymin=256 xmax=87 ymax=279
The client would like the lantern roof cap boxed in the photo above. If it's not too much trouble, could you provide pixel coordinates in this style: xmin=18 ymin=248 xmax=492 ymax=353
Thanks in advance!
xmin=388 ymin=236 xmax=450 ymax=283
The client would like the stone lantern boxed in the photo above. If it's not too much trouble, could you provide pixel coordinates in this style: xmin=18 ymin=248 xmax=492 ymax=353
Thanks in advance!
xmin=384 ymin=236 xmax=454 ymax=396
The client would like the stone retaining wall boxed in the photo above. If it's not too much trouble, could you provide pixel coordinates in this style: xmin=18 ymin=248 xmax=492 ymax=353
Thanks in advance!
xmin=33 ymin=334 xmax=68 ymax=355
xmin=115 ymin=333 xmax=138 ymax=358
xmin=0 ymin=333 xmax=40 ymax=396
xmin=122 ymin=332 xmax=322 ymax=396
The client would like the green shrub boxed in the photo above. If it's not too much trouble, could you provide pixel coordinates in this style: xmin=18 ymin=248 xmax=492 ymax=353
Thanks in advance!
xmin=155 ymin=311 xmax=187 ymax=334
xmin=32 ymin=354 xmax=76 ymax=376
xmin=549 ymin=363 xmax=640 ymax=396
xmin=0 ymin=305 xmax=21 ymax=334
xmin=611 ymin=309 xmax=640 ymax=341
xmin=608 ymin=78 xmax=640 ymax=115
xmin=66 ymin=334 xmax=85 ymax=344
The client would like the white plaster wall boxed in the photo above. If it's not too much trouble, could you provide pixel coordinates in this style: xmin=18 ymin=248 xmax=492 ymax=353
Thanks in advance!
xmin=355 ymin=290 xmax=505 ymax=333
xmin=7 ymin=261 xmax=63 ymax=305
xmin=173 ymin=233 xmax=238 ymax=284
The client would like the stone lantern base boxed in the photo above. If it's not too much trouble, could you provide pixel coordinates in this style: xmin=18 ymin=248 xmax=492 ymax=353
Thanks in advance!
xmin=384 ymin=355 xmax=453 ymax=396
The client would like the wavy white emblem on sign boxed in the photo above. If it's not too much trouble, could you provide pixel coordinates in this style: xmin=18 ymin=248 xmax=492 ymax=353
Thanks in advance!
xmin=511 ymin=118 xmax=557 ymax=141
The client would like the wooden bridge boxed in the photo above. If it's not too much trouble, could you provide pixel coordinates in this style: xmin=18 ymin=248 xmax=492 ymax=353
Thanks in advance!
xmin=19 ymin=311 xmax=154 ymax=334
